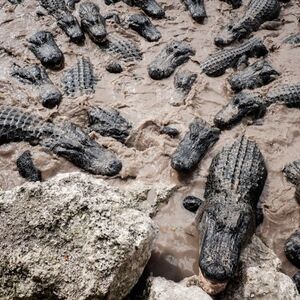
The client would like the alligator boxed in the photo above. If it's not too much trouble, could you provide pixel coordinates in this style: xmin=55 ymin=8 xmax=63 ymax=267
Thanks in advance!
xmin=61 ymin=57 xmax=97 ymax=96
xmin=16 ymin=150 xmax=42 ymax=182
xmin=148 ymin=41 xmax=195 ymax=80
xmin=87 ymin=107 xmax=132 ymax=143
xmin=106 ymin=61 xmax=123 ymax=73
xmin=196 ymin=136 xmax=267 ymax=294
xmin=171 ymin=118 xmax=220 ymax=172
xmin=220 ymin=0 xmax=242 ymax=8
xmin=11 ymin=63 xmax=62 ymax=109
xmin=182 ymin=0 xmax=206 ymax=23
xmin=201 ymin=37 xmax=268 ymax=77
xmin=284 ymin=33 xmax=300 ymax=45
xmin=183 ymin=195 xmax=203 ymax=213
xmin=28 ymin=31 xmax=64 ymax=70
xmin=228 ymin=60 xmax=280 ymax=92
xmin=0 ymin=107 xmax=122 ymax=176
xmin=214 ymin=0 xmax=280 ymax=46
xmin=159 ymin=126 xmax=179 ymax=138
xmin=128 ymin=14 xmax=161 ymax=42
xmin=285 ymin=230 xmax=300 ymax=268
xmin=79 ymin=2 xmax=107 ymax=44
xmin=214 ymin=92 xmax=266 ymax=129
xmin=38 ymin=0 xmax=84 ymax=44
xmin=293 ymin=271 xmax=300 ymax=294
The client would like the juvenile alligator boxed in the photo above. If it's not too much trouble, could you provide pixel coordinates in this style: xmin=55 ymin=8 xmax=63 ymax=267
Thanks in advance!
xmin=171 ymin=119 xmax=220 ymax=172
xmin=284 ymin=33 xmax=300 ymax=45
xmin=148 ymin=41 xmax=195 ymax=80
xmin=182 ymin=0 xmax=206 ymax=23
xmin=265 ymin=84 xmax=300 ymax=107
xmin=88 ymin=107 xmax=132 ymax=143
xmin=128 ymin=14 xmax=161 ymax=42
xmin=0 ymin=107 xmax=122 ymax=176
xmin=16 ymin=150 xmax=42 ymax=182
xmin=79 ymin=2 xmax=107 ymax=44
xmin=28 ymin=31 xmax=64 ymax=70
xmin=196 ymin=136 xmax=267 ymax=294
xmin=228 ymin=60 xmax=279 ymax=92
xmin=61 ymin=57 xmax=97 ymax=96
xmin=11 ymin=63 xmax=62 ymax=109
xmin=215 ymin=0 xmax=280 ymax=46
xmin=201 ymin=37 xmax=268 ymax=77
xmin=38 ymin=0 xmax=84 ymax=44
xmin=285 ymin=230 xmax=300 ymax=268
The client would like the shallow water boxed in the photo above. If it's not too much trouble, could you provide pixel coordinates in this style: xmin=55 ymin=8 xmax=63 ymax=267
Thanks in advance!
xmin=0 ymin=0 xmax=299 ymax=286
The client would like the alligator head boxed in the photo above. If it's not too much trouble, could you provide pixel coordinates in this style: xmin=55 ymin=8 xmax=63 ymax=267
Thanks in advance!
xmin=39 ymin=83 xmax=62 ymax=109
xmin=124 ymin=0 xmax=165 ymax=18
xmin=214 ymin=92 xmax=266 ymax=129
xmin=183 ymin=0 xmax=207 ymax=23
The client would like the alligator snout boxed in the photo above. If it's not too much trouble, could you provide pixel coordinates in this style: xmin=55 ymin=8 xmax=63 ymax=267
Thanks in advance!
xmin=40 ymin=84 xmax=62 ymax=109
xmin=183 ymin=0 xmax=207 ymax=23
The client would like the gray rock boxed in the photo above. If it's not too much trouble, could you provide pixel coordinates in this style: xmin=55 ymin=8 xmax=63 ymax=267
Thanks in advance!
xmin=0 ymin=172 xmax=175 ymax=300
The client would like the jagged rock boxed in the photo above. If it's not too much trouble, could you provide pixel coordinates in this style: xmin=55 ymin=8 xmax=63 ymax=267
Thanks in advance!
xmin=0 ymin=172 xmax=175 ymax=300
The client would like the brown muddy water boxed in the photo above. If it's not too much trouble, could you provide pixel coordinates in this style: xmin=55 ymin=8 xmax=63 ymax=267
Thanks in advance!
xmin=0 ymin=0 xmax=299 ymax=290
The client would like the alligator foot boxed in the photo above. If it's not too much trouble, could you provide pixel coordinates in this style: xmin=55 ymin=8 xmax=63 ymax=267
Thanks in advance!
xmin=285 ymin=230 xmax=300 ymax=268
xmin=265 ymin=84 xmax=300 ymax=107
xmin=182 ymin=0 xmax=207 ymax=23
xmin=28 ymin=31 xmax=64 ymax=70
xmin=123 ymin=0 xmax=165 ymax=19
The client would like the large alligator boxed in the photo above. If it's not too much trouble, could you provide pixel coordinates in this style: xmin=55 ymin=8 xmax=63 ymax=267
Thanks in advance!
xmin=38 ymin=0 xmax=84 ymax=44
xmin=196 ymin=136 xmax=267 ymax=294
xmin=228 ymin=60 xmax=280 ymax=92
xmin=201 ymin=37 xmax=268 ymax=77
xmin=265 ymin=84 xmax=300 ymax=107
xmin=148 ymin=40 xmax=195 ymax=80
xmin=171 ymin=119 xmax=220 ymax=172
xmin=128 ymin=14 xmax=161 ymax=42
xmin=182 ymin=0 xmax=207 ymax=23
xmin=215 ymin=0 xmax=280 ymax=46
xmin=285 ymin=230 xmax=300 ymax=268
xmin=11 ymin=63 xmax=62 ymax=109
xmin=0 ymin=107 xmax=122 ymax=176
xmin=28 ymin=31 xmax=64 ymax=70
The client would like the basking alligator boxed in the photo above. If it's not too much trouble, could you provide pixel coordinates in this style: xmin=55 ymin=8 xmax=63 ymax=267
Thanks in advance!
xmin=228 ymin=60 xmax=279 ymax=92
xmin=265 ymin=84 xmax=300 ymax=107
xmin=148 ymin=41 xmax=195 ymax=80
xmin=171 ymin=119 xmax=220 ymax=172
xmin=11 ymin=63 xmax=62 ymax=109
xmin=215 ymin=0 xmax=280 ymax=46
xmin=28 ymin=31 xmax=64 ymax=70
xmin=128 ymin=14 xmax=161 ymax=42
xmin=79 ymin=2 xmax=107 ymax=44
xmin=285 ymin=230 xmax=300 ymax=268
xmin=16 ymin=150 xmax=42 ymax=182
xmin=88 ymin=107 xmax=132 ymax=143
xmin=201 ymin=37 xmax=268 ymax=77
xmin=0 ymin=107 xmax=122 ymax=176
xmin=182 ymin=0 xmax=206 ymax=23
xmin=196 ymin=136 xmax=267 ymax=294
xmin=61 ymin=57 xmax=97 ymax=96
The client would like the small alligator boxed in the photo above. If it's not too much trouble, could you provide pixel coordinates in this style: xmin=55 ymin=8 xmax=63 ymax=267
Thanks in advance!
xmin=148 ymin=41 xmax=195 ymax=80
xmin=16 ymin=150 xmax=42 ymax=182
xmin=61 ymin=57 xmax=97 ymax=96
xmin=171 ymin=119 xmax=220 ymax=172
xmin=182 ymin=0 xmax=206 ymax=23
xmin=196 ymin=136 xmax=267 ymax=294
xmin=88 ymin=107 xmax=132 ymax=143
xmin=228 ymin=60 xmax=279 ymax=92
xmin=11 ymin=63 xmax=62 ymax=109
xmin=28 ymin=31 xmax=64 ymax=70
xmin=183 ymin=195 xmax=203 ymax=213
xmin=285 ymin=230 xmax=300 ymax=268
xmin=215 ymin=0 xmax=280 ymax=46
xmin=0 ymin=107 xmax=122 ymax=176
xmin=283 ymin=33 xmax=300 ymax=45
xmin=128 ymin=14 xmax=161 ymax=42
xmin=79 ymin=2 xmax=107 ymax=44
xmin=201 ymin=37 xmax=268 ymax=77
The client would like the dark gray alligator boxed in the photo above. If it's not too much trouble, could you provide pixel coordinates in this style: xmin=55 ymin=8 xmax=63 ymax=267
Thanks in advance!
xmin=183 ymin=195 xmax=203 ymax=213
xmin=285 ymin=230 xmax=300 ymax=268
xmin=214 ymin=92 xmax=266 ymax=129
xmin=28 ymin=31 xmax=64 ymax=70
xmin=88 ymin=107 xmax=132 ymax=143
xmin=128 ymin=14 xmax=161 ymax=42
xmin=228 ymin=60 xmax=280 ymax=92
xmin=215 ymin=0 xmax=280 ymax=46
xmin=16 ymin=150 xmax=42 ymax=182
xmin=11 ymin=63 xmax=62 ymax=109
xmin=201 ymin=37 xmax=268 ymax=77
xmin=61 ymin=57 xmax=97 ymax=96
xmin=196 ymin=136 xmax=267 ymax=292
xmin=38 ymin=0 xmax=84 ymax=44
xmin=171 ymin=119 xmax=220 ymax=172
xmin=284 ymin=33 xmax=300 ymax=45
xmin=0 ymin=107 xmax=122 ymax=176
xmin=79 ymin=2 xmax=107 ymax=44
xmin=182 ymin=0 xmax=206 ymax=23
xmin=148 ymin=41 xmax=195 ymax=80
